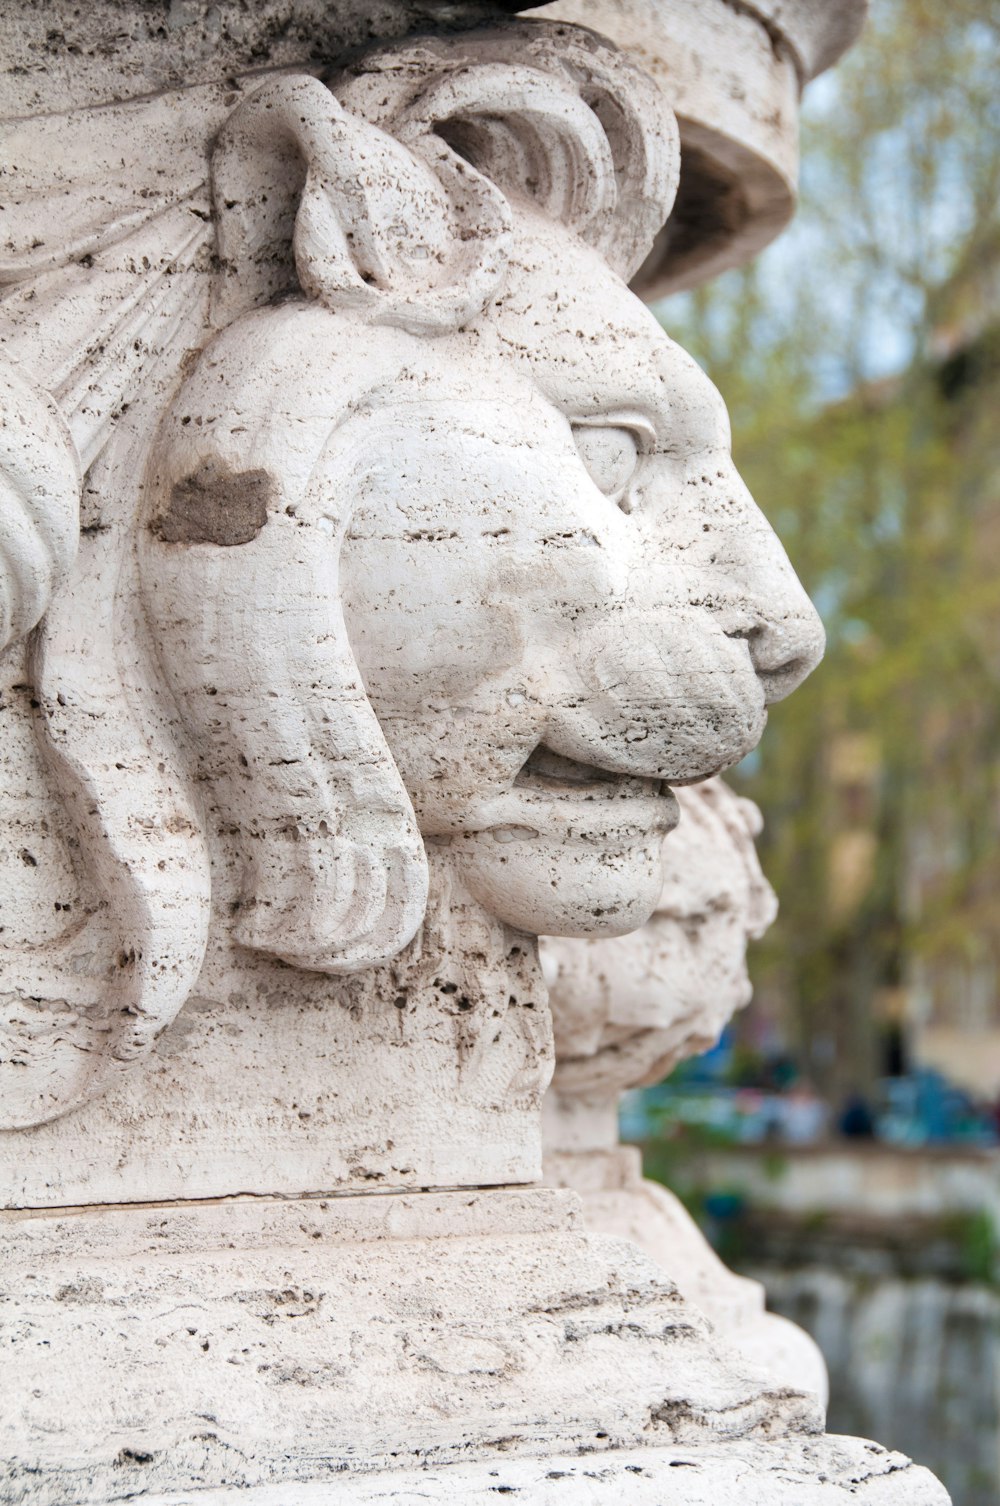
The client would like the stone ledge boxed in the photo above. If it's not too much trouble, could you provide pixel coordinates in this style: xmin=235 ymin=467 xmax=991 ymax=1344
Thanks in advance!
xmin=0 ymin=1 xmax=553 ymax=116
xmin=2 ymin=1186 xmax=581 ymax=1256
xmin=133 ymin=1437 xmax=949 ymax=1505
xmin=3 ymin=1194 xmax=825 ymax=1503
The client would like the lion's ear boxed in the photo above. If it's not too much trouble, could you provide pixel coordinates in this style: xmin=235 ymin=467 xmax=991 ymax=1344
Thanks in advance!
xmin=210 ymin=74 xmax=510 ymax=333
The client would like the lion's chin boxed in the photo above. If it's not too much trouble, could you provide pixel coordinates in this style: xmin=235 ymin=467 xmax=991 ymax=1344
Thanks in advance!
xmin=448 ymin=831 xmax=669 ymax=940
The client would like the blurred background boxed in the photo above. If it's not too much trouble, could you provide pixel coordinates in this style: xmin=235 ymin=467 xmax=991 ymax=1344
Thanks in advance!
xmin=634 ymin=4 xmax=1000 ymax=1502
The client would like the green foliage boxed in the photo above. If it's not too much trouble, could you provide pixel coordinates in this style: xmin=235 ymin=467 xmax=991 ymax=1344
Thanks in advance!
xmin=760 ymin=1150 xmax=788 ymax=1185
xmin=660 ymin=0 xmax=1000 ymax=1095
xmin=945 ymin=1210 xmax=999 ymax=1285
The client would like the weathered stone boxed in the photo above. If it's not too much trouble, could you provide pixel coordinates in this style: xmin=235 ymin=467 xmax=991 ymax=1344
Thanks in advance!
xmin=0 ymin=23 xmax=820 ymax=1170
xmin=530 ymin=0 xmax=867 ymax=295
xmin=151 ymin=460 xmax=274 ymax=547
xmin=0 ymin=4 xmax=950 ymax=1501
xmin=2 ymin=1189 xmax=947 ymax=1504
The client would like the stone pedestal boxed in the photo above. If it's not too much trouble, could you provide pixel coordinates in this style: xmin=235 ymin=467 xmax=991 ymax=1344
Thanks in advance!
xmin=1 ymin=857 xmax=548 ymax=1206
xmin=5 ymin=1186 xmax=945 ymax=1504
xmin=545 ymin=1142 xmax=830 ymax=1402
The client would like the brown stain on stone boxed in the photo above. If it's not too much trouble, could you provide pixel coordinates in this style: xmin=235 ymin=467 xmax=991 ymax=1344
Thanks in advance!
xmin=151 ymin=459 xmax=274 ymax=547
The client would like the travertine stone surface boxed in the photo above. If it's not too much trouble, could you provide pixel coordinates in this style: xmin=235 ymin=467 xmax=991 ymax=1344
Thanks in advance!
xmin=2 ymin=1190 xmax=814 ymax=1500
xmin=0 ymin=1 xmax=549 ymax=115
xmin=133 ymin=1445 xmax=949 ymax=1506
xmin=544 ymin=779 xmax=778 ymax=1106
xmin=742 ymin=0 xmax=870 ymax=79
xmin=542 ymin=779 xmax=829 ymax=1402
xmin=0 ymin=6 xmax=949 ymax=1502
xmin=1 ymin=21 xmax=823 ymax=1200
xmin=2 ymin=1189 xmax=947 ymax=1505
xmin=546 ymin=1142 xmax=831 ymax=1402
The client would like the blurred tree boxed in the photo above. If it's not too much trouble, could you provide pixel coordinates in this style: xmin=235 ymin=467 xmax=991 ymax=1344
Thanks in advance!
xmin=660 ymin=0 xmax=1000 ymax=1099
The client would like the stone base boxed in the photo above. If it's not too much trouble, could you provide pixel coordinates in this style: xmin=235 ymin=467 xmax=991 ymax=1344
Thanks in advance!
xmin=545 ymin=1145 xmax=829 ymax=1402
xmin=136 ymin=1439 xmax=949 ymax=1504
xmin=3 ymin=1188 xmax=947 ymax=1505
xmin=0 ymin=972 xmax=544 ymax=1208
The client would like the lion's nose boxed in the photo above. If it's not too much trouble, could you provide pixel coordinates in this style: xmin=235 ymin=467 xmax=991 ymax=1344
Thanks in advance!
xmin=738 ymin=599 xmax=826 ymax=704
xmin=711 ymin=478 xmax=826 ymax=704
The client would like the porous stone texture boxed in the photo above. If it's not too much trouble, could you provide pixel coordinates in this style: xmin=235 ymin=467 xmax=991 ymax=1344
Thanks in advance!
xmin=1 ymin=20 xmax=822 ymax=1188
xmin=542 ymin=778 xmax=829 ymax=1402
xmin=1 ymin=1190 xmax=812 ymax=1499
xmin=2 ymin=1189 xmax=947 ymax=1506
xmin=0 ymin=0 xmax=547 ymax=115
xmin=2 ymin=850 xmax=550 ymax=1206
xmin=0 ymin=5 xmax=949 ymax=1502
xmin=544 ymin=779 xmax=779 ymax=1104
xmin=131 ymin=1443 xmax=948 ymax=1505
xmin=546 ymin=1141 xmax=832 ymax=1403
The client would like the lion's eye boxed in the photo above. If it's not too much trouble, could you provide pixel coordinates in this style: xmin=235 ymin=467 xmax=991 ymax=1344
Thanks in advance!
xmin=572 ymin=423 xmax=640 ymax=503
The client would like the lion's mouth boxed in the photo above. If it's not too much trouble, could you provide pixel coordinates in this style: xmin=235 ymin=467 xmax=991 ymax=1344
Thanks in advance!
xmin=422 ymin=742 xmax=678 ymax=847
xmin=513 ymin=743 xmax=666 ymax=802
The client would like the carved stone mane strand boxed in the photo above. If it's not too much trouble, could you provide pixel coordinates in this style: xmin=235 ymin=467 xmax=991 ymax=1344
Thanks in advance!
xmin=0 ymin=367 xmax=79 ymax=655
xmin=0 ymin=22 xmax=680 ymax=1129
xmin=332 ymin=24 xmax=679 ymax=285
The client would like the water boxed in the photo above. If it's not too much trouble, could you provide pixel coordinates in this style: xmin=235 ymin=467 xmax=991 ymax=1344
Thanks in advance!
xmin=754 ymin=1266 xmax=1000 ymax=1506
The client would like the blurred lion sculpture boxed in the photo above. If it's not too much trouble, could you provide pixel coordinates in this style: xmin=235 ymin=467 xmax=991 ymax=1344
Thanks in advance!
xmin=541 ymin=776 xmax=829 ymax=1402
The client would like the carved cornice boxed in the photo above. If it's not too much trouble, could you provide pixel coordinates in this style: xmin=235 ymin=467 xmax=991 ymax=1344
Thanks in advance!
xmin=0 ymin=0 xmax=552 ymax=116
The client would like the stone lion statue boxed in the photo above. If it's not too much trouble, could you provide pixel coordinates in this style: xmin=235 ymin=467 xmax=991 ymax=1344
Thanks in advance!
xmin=0 ymin=23 xmax=822 ymax=1129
